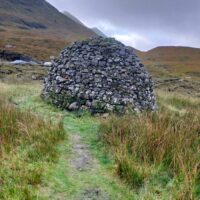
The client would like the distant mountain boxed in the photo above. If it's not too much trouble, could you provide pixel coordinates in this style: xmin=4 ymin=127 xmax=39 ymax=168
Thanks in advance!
xmin=63 ymin=11 xmax=107 ymax=38
xmin=63 ymin=11 xmax=84 ymax=26
xmin=0 ymin=0 xmax=96 ymax=60
xmin=91 ymin=27 xmax=107 ymax=37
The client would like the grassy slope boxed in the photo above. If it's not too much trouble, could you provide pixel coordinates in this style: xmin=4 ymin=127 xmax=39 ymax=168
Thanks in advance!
xmin=134 ymin=47 xmax=200 ymax=98
xmin=0 ymin=27 xmax=69 ymax=60
xmin=0 ymin=0 xmax=96 ymax=61
xmin=0 ymin=63 xmax=47 ymax=83
xmin=136 ymin=46 xmax=200 ymax=78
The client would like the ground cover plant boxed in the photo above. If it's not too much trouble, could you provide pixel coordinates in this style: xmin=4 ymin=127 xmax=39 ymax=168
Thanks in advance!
xmin=0 ymin=96 xmax=65 ymax=199
xmin=100 ymin=92 xmax=200 ymax=199
xmin=1 ymin=80 xmax=200 ymax=199
xmin=0 ymin=82 xmax=136 ymax=200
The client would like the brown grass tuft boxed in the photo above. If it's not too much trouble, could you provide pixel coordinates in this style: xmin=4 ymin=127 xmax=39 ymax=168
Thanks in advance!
xmin=100 ymin=102 xmax=200 ymax=199
xmin=0 ymin=98 xmax=65 ymax=199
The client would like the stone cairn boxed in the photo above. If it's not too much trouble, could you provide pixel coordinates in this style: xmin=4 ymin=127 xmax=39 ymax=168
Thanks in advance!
xmin=42 ymin=37 xmax=156 ymax=114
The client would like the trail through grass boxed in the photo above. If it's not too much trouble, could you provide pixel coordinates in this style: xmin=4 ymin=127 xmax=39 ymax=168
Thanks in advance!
xmin=2 ymin=82 xmax=199 ymax=200
xmin=0 ymin=82 xmax=135 ymax=200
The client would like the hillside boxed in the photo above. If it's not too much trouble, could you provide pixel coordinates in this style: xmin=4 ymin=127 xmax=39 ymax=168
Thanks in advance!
xmin=137 ymin=46 xmax=200 ymax=77
xmin=91 ymin=27 xmax=107 ymax=37
xmin=63 ymin=11 xmax=107 ymax=37
xmin=0 ymin=0 xmax=96 ymax=60
xmin=63 ymin=11 xmax=84 ymax=26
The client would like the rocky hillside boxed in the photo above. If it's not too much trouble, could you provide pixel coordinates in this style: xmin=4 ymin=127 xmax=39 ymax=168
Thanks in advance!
xmin=0 ymin=0 xmax=95 ymax=36
xmin=0 ymin=0 xmax=96 ymax=60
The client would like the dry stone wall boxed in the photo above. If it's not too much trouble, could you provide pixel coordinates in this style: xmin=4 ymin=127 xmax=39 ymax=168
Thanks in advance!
xmin=42 ymin=37 xmax=156 ymax=113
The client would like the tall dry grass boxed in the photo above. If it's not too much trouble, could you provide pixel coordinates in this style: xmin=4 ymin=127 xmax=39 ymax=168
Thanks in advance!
xmin=100 ymin=105 xmax=200 ymax=199
xmin=0 ymin=98 xmax=65 ymax=199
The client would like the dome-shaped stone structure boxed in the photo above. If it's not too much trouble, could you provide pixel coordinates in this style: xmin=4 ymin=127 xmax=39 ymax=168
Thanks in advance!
xmin=42 ymin=37 xmax=156 ymax=113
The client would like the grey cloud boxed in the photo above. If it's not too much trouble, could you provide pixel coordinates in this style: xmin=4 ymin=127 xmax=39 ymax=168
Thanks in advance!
xmin=47 ymin=0 xmax=200 ymax=50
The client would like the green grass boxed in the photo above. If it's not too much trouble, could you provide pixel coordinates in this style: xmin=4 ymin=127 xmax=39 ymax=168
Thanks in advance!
xmin=0 ymin=82 xmax=135 ymax=199
xmin=157 ymin=90 xmax=200 ymax=110
xmin=100 ymin=93 xmax=200 ymax=200
xmin=1 ymin=81 xmax=200 ymax=199
xmin=0 ymin=96 xmax=65 ymax=199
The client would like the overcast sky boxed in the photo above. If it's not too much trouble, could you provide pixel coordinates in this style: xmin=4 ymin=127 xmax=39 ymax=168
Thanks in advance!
xmin=47 ymin=0 xmax=200 ymax=51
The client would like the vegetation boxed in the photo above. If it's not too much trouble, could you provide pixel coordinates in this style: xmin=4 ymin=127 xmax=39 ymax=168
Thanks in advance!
xmin=0 ymin=28 xmax=69 ymax=60
xmin=0 ymin=95 xmax=65 ymax=199
xmin=0 ymin=82 xmax=136 ymax=200
xmin=0 ymin=71 xmax=200 ymax=199
xmin=100 ymin=93 xmax=200 ymax=199
xmin=137 ymin=46 xmax=200 ymax=78
xmin=1 ymin=1 xmax=200 ymax=199
xmin=0 ymin=0 xmax=96 ymax=61
xmin=0 ymin=64 xmax=47 ymax=83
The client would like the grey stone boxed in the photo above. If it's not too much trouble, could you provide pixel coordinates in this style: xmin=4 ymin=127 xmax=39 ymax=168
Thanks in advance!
xmin=69 ymin=102 xmax=79 ymax=110
xmin=42 ymin=36 xmax=156 ymax=114
xmin=56 ymin=76 xmax=65 ymax=83
xmin=32 ymin=75 xmax=37 ymax=80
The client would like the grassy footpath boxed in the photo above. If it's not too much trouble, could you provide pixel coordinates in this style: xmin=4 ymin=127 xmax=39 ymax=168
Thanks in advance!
xmin=0 ymin=82 xmax=135 ymax=200
xmin=1 ymin=82 xmax=199 ymax=199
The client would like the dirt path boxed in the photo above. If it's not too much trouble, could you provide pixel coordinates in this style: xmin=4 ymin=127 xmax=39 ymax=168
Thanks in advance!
xmin=70 ymin=134 xmax=93 ymax=172
xmin=69 ymin=134 xmax=112 ymax=200
xmin=40 ymin=114 xmax=135 ymax=200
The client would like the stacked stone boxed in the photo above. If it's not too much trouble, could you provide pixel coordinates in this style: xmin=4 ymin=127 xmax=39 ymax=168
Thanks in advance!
xmin=42 ymin=37 xmax=156 ymax=113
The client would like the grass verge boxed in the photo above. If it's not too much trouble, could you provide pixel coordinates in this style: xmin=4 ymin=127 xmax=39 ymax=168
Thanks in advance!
xmin=0 ymin=82 xmax=136 ymax=199
xmin=100 ymin=93 xmax=200 ymax=199
xmin=0 ymin=96 xmax=65 ymax=199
